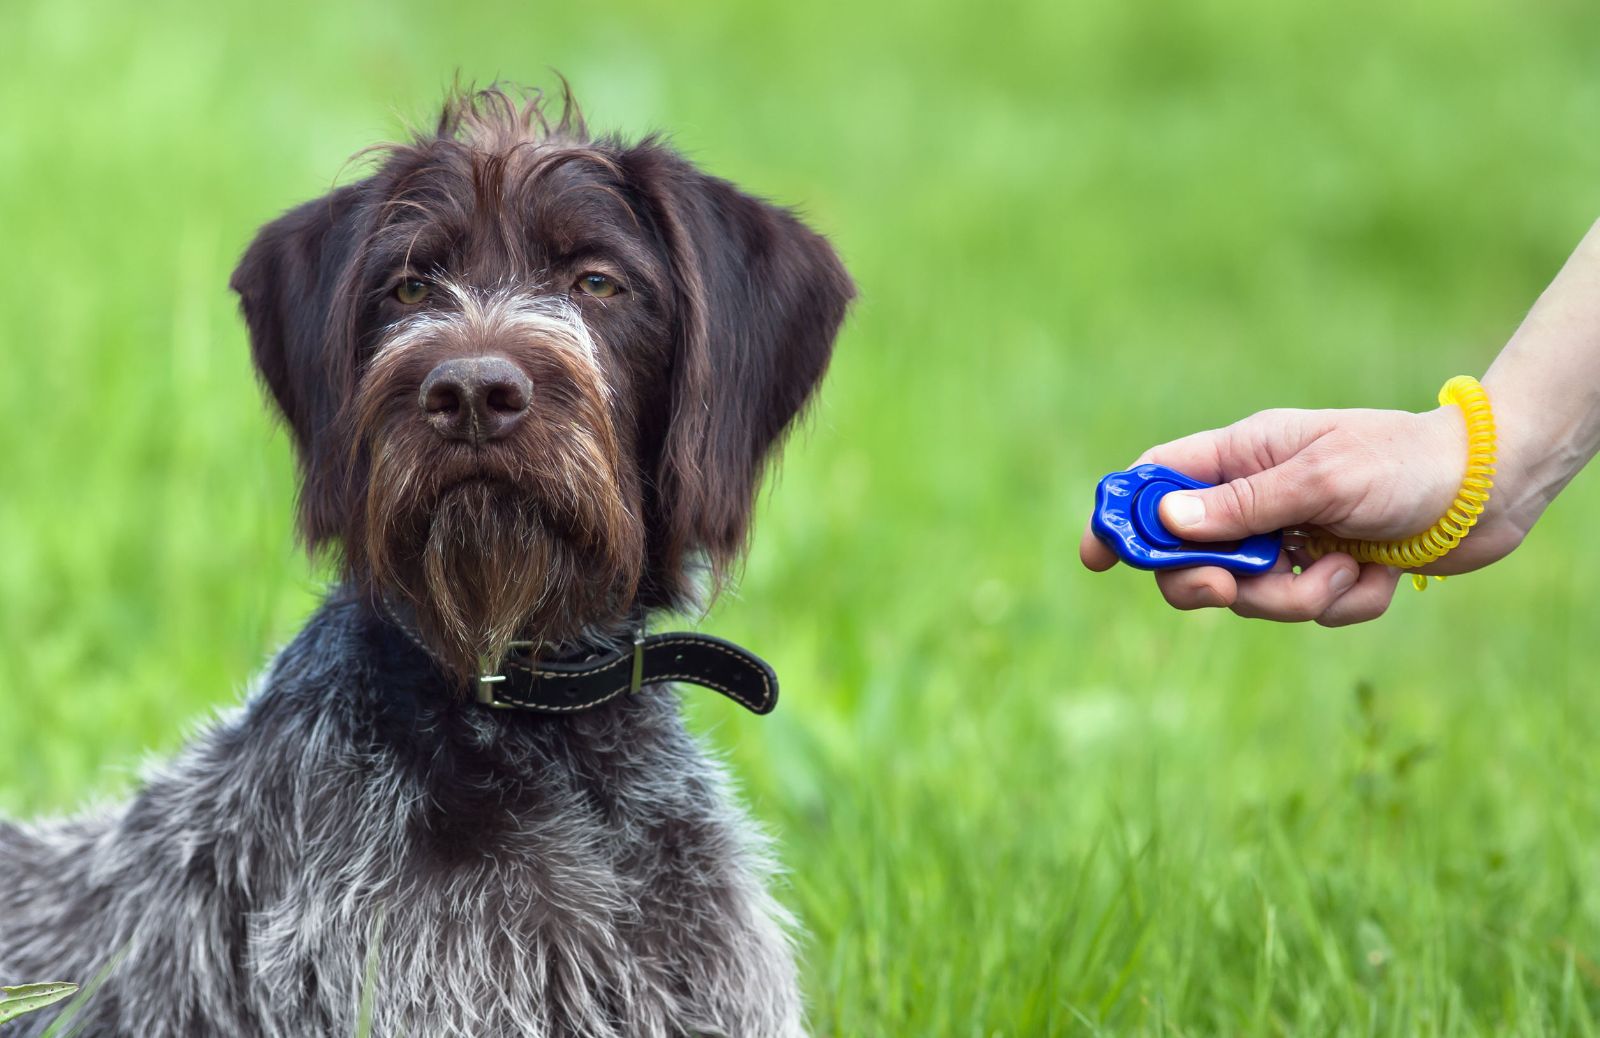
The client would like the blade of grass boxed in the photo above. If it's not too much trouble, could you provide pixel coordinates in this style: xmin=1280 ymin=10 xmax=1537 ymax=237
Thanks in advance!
xmin=0 ymin=984 xmax=78 ymax=1025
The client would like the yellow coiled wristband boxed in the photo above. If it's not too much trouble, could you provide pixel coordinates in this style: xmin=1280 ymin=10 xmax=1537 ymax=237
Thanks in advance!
xmin=1304 ymin=375 xmax=1496 ymax=590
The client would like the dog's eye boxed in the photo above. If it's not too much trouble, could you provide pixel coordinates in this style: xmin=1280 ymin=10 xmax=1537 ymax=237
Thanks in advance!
xmin=574 ymin=273 xmax=621 ymax=300
xmin=394 ymin=279 xmax=430 ymax=305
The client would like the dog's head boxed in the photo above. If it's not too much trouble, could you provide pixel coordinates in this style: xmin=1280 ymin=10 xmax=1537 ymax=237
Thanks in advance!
xmin=231 ymin=87 xmax=853 ymax=679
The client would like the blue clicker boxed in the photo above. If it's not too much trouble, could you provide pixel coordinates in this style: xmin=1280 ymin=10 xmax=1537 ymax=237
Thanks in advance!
xmin=1091 ymin=464 xmax=1282 ymax=574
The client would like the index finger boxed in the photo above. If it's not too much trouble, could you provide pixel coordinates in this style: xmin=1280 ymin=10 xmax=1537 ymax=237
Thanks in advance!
xmin=1080 ymin=521 xmax=1119 ymax=571
xmin=1134 ymin=430 xmax=1229 ymax=483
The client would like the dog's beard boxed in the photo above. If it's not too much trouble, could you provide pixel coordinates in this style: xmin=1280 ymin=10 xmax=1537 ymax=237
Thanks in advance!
xmin=364 ymin=471 xmax=638 ymax=681
xmin=416 ymin=480 xmax=558 ymax=676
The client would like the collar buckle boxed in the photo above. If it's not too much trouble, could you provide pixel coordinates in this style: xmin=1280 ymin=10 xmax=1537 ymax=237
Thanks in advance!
xmin=476 ymin=640 xmax=537 ymax=709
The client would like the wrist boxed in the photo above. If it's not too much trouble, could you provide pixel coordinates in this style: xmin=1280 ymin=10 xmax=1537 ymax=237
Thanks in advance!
xmin=1480 ymin=370 xmax=1573 ymax=542
xmin=1388 ymin=382 xmax=1523 ymax=573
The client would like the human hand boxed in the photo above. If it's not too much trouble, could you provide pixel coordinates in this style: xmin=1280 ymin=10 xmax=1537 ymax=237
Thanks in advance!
xmin=1079 ymin=405 xmax=1529 ymax=626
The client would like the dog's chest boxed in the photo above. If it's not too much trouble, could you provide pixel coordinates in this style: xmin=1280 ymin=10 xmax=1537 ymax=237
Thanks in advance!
xmin=0 ymin=604 xmax=802 ymax=1038
xmin=242 ymin=684 xmax=783 ymax=1036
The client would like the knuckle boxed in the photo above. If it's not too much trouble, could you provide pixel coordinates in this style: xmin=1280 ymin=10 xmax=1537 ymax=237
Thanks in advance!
xmin=1158 ymin=579 xmax=1203 ymax=611
xmin=1226 ymin=598 xmax=1256 ymax=619
xmin=1159 ymin=585 xmax=1195 ymax=611
xmin=1158 ymin=571 xmax=1228 ymax=610
xmin=1229 ymin=585 xmax=1282 ymax=622
xmin=1249 ymin=407 xmax=1309 ymax=438
xmin=1229 ymin=599 xmax=1273 ymax=621
xmin=1222 ymin=420 xmax=1259 ymax=459
xmin=1287 ymin=601 xmax=1324 ymax=623
xmin=1319 ymin=599 xmax=1380 ymax=628
xmin=1291 ymin=448 xmax=1335 ymax=493
xmin=1295 ymin=442 xmax=1328 ymax=476
xmin=1367 ymin=590 xmax=1393 ymax=619
xmin=1317 ymin=595 xmax=1367 ymax=627
xmin=1223 ymin=477 xmax=1259 ymax=526
xmin=1154 ymin=572 xmax=1186 ymax=606
xmin=1286 ymin=585 xmax=1331 ymax=622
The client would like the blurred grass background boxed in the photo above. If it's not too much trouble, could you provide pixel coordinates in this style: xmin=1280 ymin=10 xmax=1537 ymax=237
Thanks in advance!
xmin=4 ymin=0 xmax=1600 ymax=1033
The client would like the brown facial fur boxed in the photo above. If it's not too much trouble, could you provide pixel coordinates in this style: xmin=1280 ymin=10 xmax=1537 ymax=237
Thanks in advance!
xmin=355 ymin=289 xmax=640 ymax=674
xmin=230 ymin=85 xmax=854 ymax=684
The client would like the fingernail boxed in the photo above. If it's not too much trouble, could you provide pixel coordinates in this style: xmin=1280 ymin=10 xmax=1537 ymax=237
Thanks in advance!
xmin=1163 ymin=492 xmax=1204 ymax=529
xmin=1330 ymin=568 xmax=1357 ymax=594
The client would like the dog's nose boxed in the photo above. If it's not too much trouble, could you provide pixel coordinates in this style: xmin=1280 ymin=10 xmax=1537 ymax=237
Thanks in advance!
xmin=419 ymin=357 xmax=532 ymax=444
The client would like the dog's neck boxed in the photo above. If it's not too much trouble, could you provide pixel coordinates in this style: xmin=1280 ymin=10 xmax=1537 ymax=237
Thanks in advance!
xmin=375 ymin=592 xmax=639 ymax=680
xmin=359 ymin=588 xmax=779 ymax=717
xmin=347 ymin=589 xmax=633 ymax=718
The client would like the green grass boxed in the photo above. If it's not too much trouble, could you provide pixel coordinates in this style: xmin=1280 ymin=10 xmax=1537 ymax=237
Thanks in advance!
xmin=5 ymin=0 xmax=1600 ymax=1033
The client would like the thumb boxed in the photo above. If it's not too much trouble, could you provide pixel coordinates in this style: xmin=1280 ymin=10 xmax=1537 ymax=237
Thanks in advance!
xmin=1158 ymin=464 xmax=1315 ymax=541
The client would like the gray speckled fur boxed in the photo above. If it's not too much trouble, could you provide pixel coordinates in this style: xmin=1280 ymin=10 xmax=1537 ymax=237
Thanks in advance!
xmin=0 ymin=593 xmax=803 ymax=1037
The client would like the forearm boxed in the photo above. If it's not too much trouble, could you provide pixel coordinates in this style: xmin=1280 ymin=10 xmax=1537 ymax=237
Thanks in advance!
xmin=1481 ymin=217 xmax=1600 ymax=537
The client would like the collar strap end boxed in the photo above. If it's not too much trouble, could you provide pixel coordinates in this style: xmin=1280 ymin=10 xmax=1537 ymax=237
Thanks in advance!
xmin=629 ymin=628 xmax=645 ymax=695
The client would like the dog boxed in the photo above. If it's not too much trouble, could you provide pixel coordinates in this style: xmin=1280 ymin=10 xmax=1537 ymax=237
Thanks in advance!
xmin=0 ymin=85 xmax=853 ymax=1037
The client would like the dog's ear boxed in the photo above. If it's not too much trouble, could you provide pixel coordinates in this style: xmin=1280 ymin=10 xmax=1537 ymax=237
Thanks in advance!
xmin=230 ymin=184 xmax=369 ymax=548
xmin=624 ymin=143 xmax=855 ymax=600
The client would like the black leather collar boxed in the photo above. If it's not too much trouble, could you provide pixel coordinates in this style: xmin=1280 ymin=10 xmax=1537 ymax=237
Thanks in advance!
xmin=477 ymin=631 xmax=778 ymax=715
xmin=378 ymin=599 xmax=778 ymax=715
